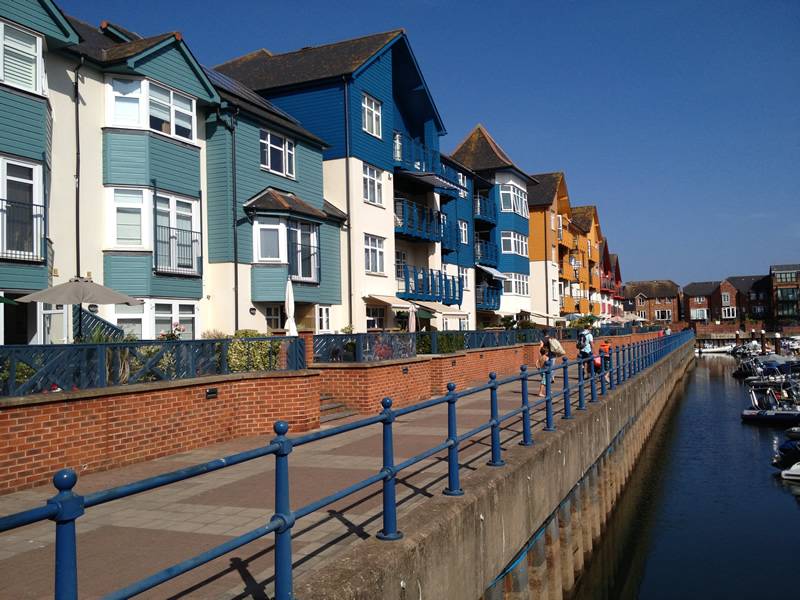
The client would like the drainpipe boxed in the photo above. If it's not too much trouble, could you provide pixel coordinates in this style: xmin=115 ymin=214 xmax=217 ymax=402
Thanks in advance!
xmin=73 ymin=56 xmax=84 ymax=279
xmin=218 ymin=106 xmax=240 ymax=331
xmin=543 ymin=207 xmax=550 ymax=326
xmin=343 ymin=76 xmax=354 ymax=328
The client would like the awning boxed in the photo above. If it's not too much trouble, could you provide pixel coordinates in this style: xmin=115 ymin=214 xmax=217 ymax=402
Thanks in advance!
xmin=475 ymin=264 xmax=507 ymax=280
xmin=398 ymin=171 xmax=459 ymax=191
xmin=412 ymin=300 xmax=468 ymax=316
xmin=366 ymin=295 xmax=413 ymax=310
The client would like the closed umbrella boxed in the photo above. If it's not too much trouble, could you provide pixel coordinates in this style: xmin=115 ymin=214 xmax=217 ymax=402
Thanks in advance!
xmin=284 ymin=278 xmax=298 ymax=336
xmin=16 ymin=277 xmax=143 ymax=339
xmin=408 ymin=303 xmax=417 ymax=333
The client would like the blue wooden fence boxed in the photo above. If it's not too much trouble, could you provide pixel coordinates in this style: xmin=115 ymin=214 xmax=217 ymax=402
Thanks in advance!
xmin=0 ymin=331 xmax=694 ymax=599
xmin=0 ymin=336 xmax=306 ymax=397
xmin=72 ymin=307 xmax=124 ymax=341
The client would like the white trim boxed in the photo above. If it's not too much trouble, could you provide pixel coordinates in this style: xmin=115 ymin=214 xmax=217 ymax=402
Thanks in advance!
xmin=260 ymin=128 xmax=296 ymax=179
xmin=253 ymin=216 xmax=287 ymax=264
xmin=1 ymin=156 xmax=43 ymax=261
xmin=361 ymin=93 xmax=382 ymax=139
xmin=111 ymin=298 xmax=199 ymax=340
xmin=0 ymin=19 xmax=45 ymax=96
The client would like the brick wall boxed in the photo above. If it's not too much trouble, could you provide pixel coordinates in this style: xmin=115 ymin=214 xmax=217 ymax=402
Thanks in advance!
xmin=0 ymin=370 xmax=320 ymax=494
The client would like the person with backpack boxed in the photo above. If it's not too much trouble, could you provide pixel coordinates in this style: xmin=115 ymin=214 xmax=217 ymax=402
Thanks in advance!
xmin=577 ymin=326 xmax=594 ymax=377
xmin=541 ymin=334 xmax=566 ymax=359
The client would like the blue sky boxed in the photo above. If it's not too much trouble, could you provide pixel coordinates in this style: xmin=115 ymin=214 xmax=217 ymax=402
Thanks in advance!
xmin=60 ymin=0 xmax=800 ymax=284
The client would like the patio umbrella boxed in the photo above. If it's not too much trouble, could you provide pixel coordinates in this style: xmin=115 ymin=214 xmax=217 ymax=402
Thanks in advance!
xmin=16 ymin=277 xmax=143 ymax=339
xmin=564 ymin=314 xmax=582 ymax=321
xmin=284 ymin=278 xmax=298 ymax=336
xmin=408 ymin=303 xmax=417 ymax=333
xmin=0 ymin=296 xmax=18 ymax=305
xmin=608 ymin=315 xmax=626 ymax=324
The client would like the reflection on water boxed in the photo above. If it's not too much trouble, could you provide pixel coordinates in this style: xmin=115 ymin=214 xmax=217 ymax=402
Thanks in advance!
xmin=573 ymin=355 xmax=800 ymax=600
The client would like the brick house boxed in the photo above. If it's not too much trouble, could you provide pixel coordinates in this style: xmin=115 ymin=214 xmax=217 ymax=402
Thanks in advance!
xmin=770 ymin=264 xmax=800 ymax=321
xmin=682 ymin=281 xmax=718 ymax=322
xmin=726 ymin=275 xmax=771 ymax=321
xmin=624 ymin=280 xmax=682 ymax=324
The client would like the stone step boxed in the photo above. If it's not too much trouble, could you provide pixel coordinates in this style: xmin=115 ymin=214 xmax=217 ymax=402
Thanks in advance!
xmin=320 ymin=401 xmax=357 ymax=424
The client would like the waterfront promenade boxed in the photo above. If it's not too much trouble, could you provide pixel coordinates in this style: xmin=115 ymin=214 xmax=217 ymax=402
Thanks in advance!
xmin=0 ymin=366 xmax=584 ymax=599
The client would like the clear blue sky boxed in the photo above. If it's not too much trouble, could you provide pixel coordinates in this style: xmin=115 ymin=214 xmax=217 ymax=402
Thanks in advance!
xmin=61 ymin=0 xmax=800 ymax=284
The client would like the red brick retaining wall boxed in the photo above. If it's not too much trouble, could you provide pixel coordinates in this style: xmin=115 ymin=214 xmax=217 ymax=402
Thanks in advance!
xmin=0 ymin=370 xmax=320 ymax=494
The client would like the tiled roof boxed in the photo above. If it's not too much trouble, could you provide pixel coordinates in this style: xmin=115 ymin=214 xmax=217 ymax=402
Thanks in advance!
xmin=726 ymin=275 xmax=770 ymax=293
xmin=100 ymin=20 xmax=143 ymax=41
xmin=682 ymin=281 xmax=720 ymax=296
xmin=66 ymin=16 xmax=175 ymax=64
xmin=215 ymin=30 xmax=403 ymax=90
xmin=624 ymin=280 xmax=680 ymax=299
xmin=570 ymin=205 xmax=596 ymax=234
xmin=451 ymin=125 xmax=523 ymax=174
xmin=243 ymin=187 xmax=327 ymax=220
xmin=527 ymin=172 xmax=563 ymax=207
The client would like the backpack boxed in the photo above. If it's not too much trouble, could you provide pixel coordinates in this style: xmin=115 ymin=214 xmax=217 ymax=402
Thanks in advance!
xmin=548 ymin=338 xmax=566 ymax=356
xmin=576 ymin=331 xmax=587 ymax=350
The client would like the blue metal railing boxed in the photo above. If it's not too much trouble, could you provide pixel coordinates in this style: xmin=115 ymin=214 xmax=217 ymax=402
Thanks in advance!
xmin=0 ymin=331 xmax=694 ymax=599
xmin=441 ymin=219 xmax=458 ymax=252
xmin=476 ymin=284 xmax=502 ymax=311
xmin=474 ymin=193 xmax=497 ymax=224
xmin=397 ymin=265 xmax=463 ymax=305
xmin=0 ymin=336 xmax=306 ymax=397
xmin=475 ymin=240 xmax=498 ymax=267
xmin=394 ymin=198 xmax=443 ymax=242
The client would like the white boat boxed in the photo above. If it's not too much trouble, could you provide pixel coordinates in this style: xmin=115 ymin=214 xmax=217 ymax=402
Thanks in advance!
xmin=781 ymin=461 xmax=800 ymax=482
xmin=694 ymin=344 xmax=734 ymax=355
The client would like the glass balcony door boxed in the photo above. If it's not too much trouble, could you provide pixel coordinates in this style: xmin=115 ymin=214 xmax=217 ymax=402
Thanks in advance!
xmin=1 ymin=159 xmax=43 ymax=260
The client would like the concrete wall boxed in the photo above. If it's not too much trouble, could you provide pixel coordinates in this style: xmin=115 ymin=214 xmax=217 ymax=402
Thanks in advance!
xmin=294 ymin=337 xmax=695 ymax=600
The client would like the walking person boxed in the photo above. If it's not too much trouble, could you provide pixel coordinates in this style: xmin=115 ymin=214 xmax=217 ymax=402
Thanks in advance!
xmin=577 ymin=325 xmax=594 ymax=377
xmin=537 ymin=346 xmax=553 ymax=397
xmin=599 ymin=338 xmax=612 ymax=383
xmin=541 ymin=334 xmax=566 ymax=359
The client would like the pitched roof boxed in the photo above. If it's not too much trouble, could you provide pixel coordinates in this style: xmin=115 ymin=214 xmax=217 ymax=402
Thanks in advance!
xmin=527 ymin=172 xmax=563 ymax=207
xmin=450 ymin=125 xmax=533 ymax=182
xmin=322 ymin=200 xmax=347 ymax=222
xmin=243 ymin=187 xmax=327 ymax=220
xmin=610 ymin=253 xmax=622 ymax=279
xmin=726 ymin=275 xmax=770 ymax=293
xmin=570 ymin=205 xmax=597 ymax=234
xmin=100 ymin=20 xmax=142 ymax=42
xmin=66 ymin=16 xmax=175 ymax=64
xmin=624 ymin=280 xmax=680 ymax=299
xmin=215 ymin=30 xmax=403 ymax=91
xmin=682 ymin=281 xmax=720 ymax=296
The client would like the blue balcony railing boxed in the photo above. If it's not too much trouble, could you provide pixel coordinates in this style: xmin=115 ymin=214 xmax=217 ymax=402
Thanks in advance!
xmin=476 ymin=284 xmax=502 ymax=311
xmin=392 ymin=132 xmax=465 ymax=191
xmin=473 ymin=193 xmax=497 ymax=225
xmin=397 ymin=265 xmax=463 ymax=305
xmin=441 ymin=220 xmax=458 ymax=252
xmin=475 ymin=240 xmax=498 ymax=267
xmin=394 ymin=198 xmax=443 ymax=242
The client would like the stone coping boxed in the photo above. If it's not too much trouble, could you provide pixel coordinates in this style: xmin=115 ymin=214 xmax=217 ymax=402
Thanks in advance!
xmin=0 ymin=369 xmax=320 ymax=409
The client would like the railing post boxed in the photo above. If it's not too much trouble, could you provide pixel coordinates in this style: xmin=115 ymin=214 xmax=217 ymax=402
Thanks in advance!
xmin=520 ymin=365 xmax=533 ymax=446
xmin=377 ymin=398 xmax=403 ymax=539
xmin=562 ymin=356 xmax=572 ymax=419
xmin=615 ymin=345 xmax=621 ymax=386
xmin=443 ymin=383 xmax=464 ymax=495
xmin=600 ymin=349 xmax=607 ymax=395
xmin=627 ymin=344 xmax=633 ymax=379
xmin=220 ymin=340 xmax=230 ymax=373
xmin=95 ymin=345 xmax=107 ymax=388
xmin=355 ymin=334 xmax=365 ymax=362
xmin=577 ymin=358 xmax=586 ymax=410
xmin=487 ymin=372 xmax=505 ymax=466
xmin=589 ymin=354 xmax=598 ymax=403
xmin=544 ymin=359 xmax=555 ymax=431
xmin=431 ymin=330 xmax=439 ymax=354
xmin=608 ymin=347 xmax=616 ymax=390
xmin=48 ymin=469 xmax=84 ymax=600
xmin=271 ymin=421 xmax=295 ymax=600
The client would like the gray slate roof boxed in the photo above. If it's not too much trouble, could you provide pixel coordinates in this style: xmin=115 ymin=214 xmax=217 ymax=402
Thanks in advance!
xmin=66 ymin=16 xmax=175 ymax=64
xmin=244 ymin=188 xmax=327 ymax=220
xmin=726 ymin=275 xmax=770 ymax=294
xmin=771 ymin=264 xmax=800 ymax=272
xmin=682 ymin=281 xmax=720 ymax=297
xmin=527 ymin=172 xmax=563 ymax=207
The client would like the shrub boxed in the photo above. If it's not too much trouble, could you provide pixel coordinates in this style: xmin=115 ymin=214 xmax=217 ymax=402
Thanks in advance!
xmin=202 ymin=329 xmax=230 ymax=340
xmin=228 ymin=329 xmax=283 ymax=372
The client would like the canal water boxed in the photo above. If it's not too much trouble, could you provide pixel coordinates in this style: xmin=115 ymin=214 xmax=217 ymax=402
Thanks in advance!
xmin=573 ymin=355 xmax=800 ymax=599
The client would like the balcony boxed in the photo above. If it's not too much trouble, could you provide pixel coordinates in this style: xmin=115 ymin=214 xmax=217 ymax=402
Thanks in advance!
xmin=397 ymin=265 xmax=462 ymax=305
xmin=392 ymin=132 xmax=463 ymax=191
xmin=154 ymin=225 xmax=202 ymax=276
xmin=473 ymin=191 xmax=497 ymax=225
xmin=562 ymin=296 xmax=577 ymax=313
xmin=441 ymin=220 xmax=457 ymax=253
xmin=394 ymin=198 xmax=443 ymax=242
xmin=0 ymin=198 xmax=46 ymax=262
xmin=474 ymin=240 xmax=498 ymax=267
xmin=601 ymin=276 xmax=615 ymax=292
xmin=476 ymin=283 xmax=501 ymax=311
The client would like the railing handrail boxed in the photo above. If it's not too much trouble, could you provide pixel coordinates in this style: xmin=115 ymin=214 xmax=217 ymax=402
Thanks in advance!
xmin=0 ymin=330 xmax=695 ymax=599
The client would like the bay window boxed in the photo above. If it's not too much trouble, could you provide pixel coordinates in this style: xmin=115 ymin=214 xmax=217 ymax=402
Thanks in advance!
xmin=154 ymin=193 xmax=200 ymax=275
xmin=499 ymin=184 xmax=528 ymax=217
xmin=502 ymin=273 xmax=529 ymax=296
xmin=0 ymin=22 xmax=42 ymax=94
xmin=1 ymin=157 xmax=43 ymax=260
xmin=288 ymin=220 xmax=319 ymax=282
xmin=113 ymin=189 xmax=144 ymax=247
xmin=149 ymin=83 xmax=194 ymax=140
xmin=111 ymin=78 xmax=143 ymax=125
xmin=500 ymin=231 xmax=528 ymax=257
xmin=260 ymin=129 xmax=295 ymax=177
xmin=107 ymin=77 xmax=196 ymax=142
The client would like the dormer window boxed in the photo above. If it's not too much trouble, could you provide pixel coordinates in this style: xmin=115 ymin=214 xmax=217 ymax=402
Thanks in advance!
xmin=0 ymin=21 xmax=43 ymax=95
xmin=260 ymin=129 xmax=295 ymax=178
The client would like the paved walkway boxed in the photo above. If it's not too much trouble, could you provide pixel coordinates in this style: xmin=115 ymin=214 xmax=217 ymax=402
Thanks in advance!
xmin=0 ymin=364 xmax=600 ymax=599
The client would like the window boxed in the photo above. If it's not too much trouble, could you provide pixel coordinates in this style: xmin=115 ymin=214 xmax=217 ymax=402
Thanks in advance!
xmin=551 ymin=245 xmax=557 ymax=263
xmin=395 ymin=250 xmax=407 ymax=279
xmin=690 ymin=308 xmax=708 ymax=320
xmin=637 ymin=311 xmax=647 ymax=319
xmin=499 ymin=184 xmax=528 ymax=217
xmin=753 ymin=305 xmax=766 ymax=316
xmin=288 ymin=220 xmax=318 ymax=282
xmin=1 ymin=158 xmax=43 ymax=260
xmin=775 ymin=272 xmax=798 ymax=283
xmin=721 ymin=292 xmax=730 ymax=306
xmin=457 ymin=172 xmax=468 ymax=198
xmin=111 ymin=78 xmax=142 ymax=126
xmin=154 ymin=193 xmax=200 ymax=274
xmin=637 ymin=296 xmax=645 ymax=306
xmin=500 ymin=231 xmax=528 ymax=256
xmin=115 ymin=303 xmax=144 ymax=339
xmin=693 ymin=296 xmax=705 ymax=304
xmin=459 ymin=266 xmax=469 ymax=290
xmin=552 ymin=279 xmax=558 ymax=299
xmin=503 ymin=273 xmax=529 ymax=296
xmin=155 ymin=302 xmax=196 ymax=339
xmin=0 ymin=22 xmax=42 ymax=94
xmin=550 ymin=211 xmax=556 ymax=231
xmin=361 ymin=93 xmax=382 ymax=138
xmin=254 ymin=217 xmax=284 ymax=262
xmin=721 ymin=306 xmax=737 ymax=319
xmin=458 ymin=220 xmax=469 ymax=244
xmin=777 ymin=288 xmax=798 ymax=301
xmin=260 ymin=130 xmax=295 ymax=177
xmin=364 ymin=234 xmax=385 ymax=274
xmin=557 ymin=215 xmax=563 ymax=240
xmin=149 ymin=83 xmax=194 ymax=140
xmin=366 ymin=306 xmax=385 ymax=330
xmin=362 ymin=164 xmax=383 ymax=205
xmin=655 ymin=309 xmax=672 ymax=321
xmin=265 ymin=305 xmax=282 ymax=331
xmin=316 ymin=305 xmax=331 ymax=333
xmin=112 ymin=189 xmax=144 ymax=246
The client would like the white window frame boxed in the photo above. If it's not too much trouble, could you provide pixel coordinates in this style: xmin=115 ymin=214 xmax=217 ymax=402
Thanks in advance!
xmin=395 ymin=249 xmax=407 ymax=280
xmin=287 ymin=219 xmax=319 ymax=282
xmin=105 ymin=76 xmax=198 ymax=144
xmin=458 ymin=220 xmax=469 ymax=244
xmin=1 ymin=156 xmax=43 ymax=260
xmin=655 ymin=309 xmax=672 ymax=321
xmin=106 ymin=187 xmax=150 ymax=250
xmin=502 ymin=273 xmax=529 ymax=296
xmin=721 ymin=306 xmax=737 ymax=319
xmin=316 ymin=305 xmax=331 ymax=333
xmin=364 ymin=233 xmax=385 ymax=274
xmin=0 ymin=20 xmax=45 ymax=96
xmin=693 ymin=296 xmax=705 ymax=304
xmin=362 ymin=163 xmax=383 ymax=205
xmin=457 ymin=172 xmax=468 ymax=198
xmin=253 ymin=217 xmax=287 ymax=263
xmin=500 ymin=231 xmax=528 ymax=257
xmin=153 ymin=191 xmax=200 ymax=274
xmin=111 ymin=299 xmax=199 ymax=340
xmin=366 ymin=305 xmax=386 ymax=330
xmin=637 ymin=310 xmax=647 ymax=319
xmin=458 ymin=266 xmax=469 ymax=290
xmin=690 ymin=308 xmax=708 ymax=321
xmin=721 ymin=292 xmax=730 ymax=306
xmin=148 ymin=82 xmax=195 ymax=142
xmin=361 ymin=93 xmax=382 ymax=138
xmin=499 ymin=184 xmax=529 ymax=218
xmin=260 ymin=129 xmax=296 ymax=178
